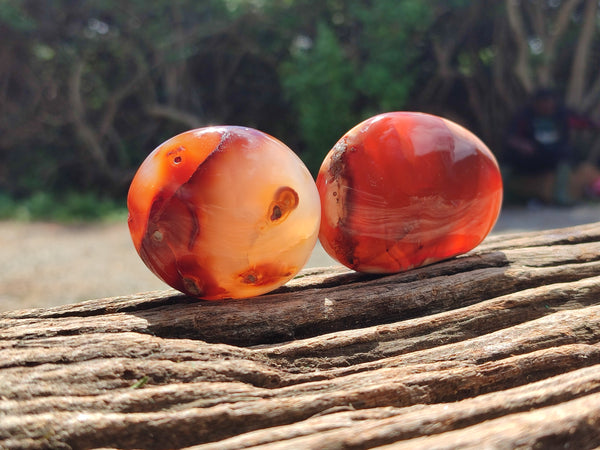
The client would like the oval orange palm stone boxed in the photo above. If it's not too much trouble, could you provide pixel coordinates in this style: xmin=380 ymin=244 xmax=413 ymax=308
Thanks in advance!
xmin=128 ymin=126 xmax=321 ymax=300
xmin=316 ymin=112 xmax=503 ymax=273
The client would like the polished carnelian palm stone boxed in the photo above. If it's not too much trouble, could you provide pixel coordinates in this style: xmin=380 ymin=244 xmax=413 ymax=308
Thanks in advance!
xmin=128 ymin=126 xmax=321 ymax=300
xmin=316 ymin=112 xmax=503 ymax=273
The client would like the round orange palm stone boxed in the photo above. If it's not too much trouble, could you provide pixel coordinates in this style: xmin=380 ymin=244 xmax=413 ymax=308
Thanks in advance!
xmin=128 ymin=126 xmax=321 ymax=299
xmin=316 ymin=112 xmax=503 ymax=273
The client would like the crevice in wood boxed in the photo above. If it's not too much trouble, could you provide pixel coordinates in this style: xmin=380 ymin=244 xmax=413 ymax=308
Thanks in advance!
xmin=257 ymin=275 xmax=600 ymax=370
xmin=197 ymin=368 xmax=600 ymax=450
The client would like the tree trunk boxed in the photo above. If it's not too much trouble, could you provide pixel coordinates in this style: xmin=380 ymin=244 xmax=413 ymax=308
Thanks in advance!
xmin=506 ymin=0 xmax=534 ymax=93
xmin=566 ymin=0 xmax=599 ymax=108
xmin=3 ymin=223 xmax=600 ymax=449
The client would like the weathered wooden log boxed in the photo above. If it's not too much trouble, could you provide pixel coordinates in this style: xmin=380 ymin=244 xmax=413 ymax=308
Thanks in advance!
xmin=2 ymin=223 xmax=600 ymax=449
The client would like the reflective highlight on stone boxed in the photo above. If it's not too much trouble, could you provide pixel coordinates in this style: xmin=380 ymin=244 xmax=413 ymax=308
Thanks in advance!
xmin=316 ymin=112 xmax=503 ymax=273
xmin=128 ymin=126 xmax=321 ymax=299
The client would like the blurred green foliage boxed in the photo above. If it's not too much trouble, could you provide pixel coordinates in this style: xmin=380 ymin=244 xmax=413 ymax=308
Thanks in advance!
xmin=0 ymin=0 xmax=598 ymax=220
xmin=0 ymin=191 xmax=126 ymax=222
xmin=281 ymin=1 xmax=434 ymax=171
xmin=281 ymin=22 xmax=357 ymax=171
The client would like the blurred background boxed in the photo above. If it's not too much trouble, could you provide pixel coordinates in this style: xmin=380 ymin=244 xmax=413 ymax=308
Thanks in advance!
xmin=1 ymin=0 xmax=600 ymax=311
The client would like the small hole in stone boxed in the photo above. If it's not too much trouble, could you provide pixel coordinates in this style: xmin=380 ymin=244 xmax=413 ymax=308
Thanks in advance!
xmin=270 ymin=205 xmax=282 ymax=221
xmin=173 ymin=156 xmax=182 ymax=164
xmin=183 ymin=277 xmax=203 ymax=296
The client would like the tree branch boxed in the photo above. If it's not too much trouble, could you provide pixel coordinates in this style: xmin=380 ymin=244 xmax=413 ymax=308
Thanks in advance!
xmin=506 ymin=0 xmax=534 ymax=93
xmin=539 ymin=0 xmax=581 ymax=86
xmin=68 ymin=60 xmax=134 ymax=186
xmin=492 ymin=19 xmax=518 ymax=112
xmin=566 ymin=0 xmax=598 ymax=106
xmin=68 ymin=60 xmax=111 ymax=174
xmin=546 ymin=0 xmax=580 ymax=53
xmin=529 ymin=0 xmax=546 ymax=44
xmin=98 ymin=47 xmax=149 ymax=138
xmin=145 ymin=104 xmax=204 ymax=129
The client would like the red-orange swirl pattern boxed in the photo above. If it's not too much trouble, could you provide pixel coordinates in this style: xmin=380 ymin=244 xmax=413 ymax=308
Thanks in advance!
xmin=317 ymin=112 xmax=503 ymax=273
xmin=128 ymin=126 xmax=321 ymax=300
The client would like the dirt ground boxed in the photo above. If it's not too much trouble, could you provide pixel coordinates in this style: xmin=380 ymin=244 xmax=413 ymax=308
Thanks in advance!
xmin=2 ymin=203 xmax=600 ymax=312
